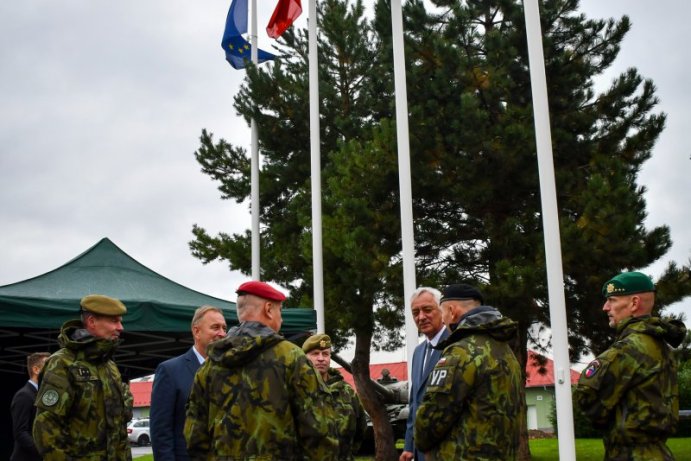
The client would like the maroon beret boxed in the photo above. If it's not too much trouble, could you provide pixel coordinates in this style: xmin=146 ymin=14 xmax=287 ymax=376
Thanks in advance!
xmin=236 ymin=281 xmax=286 ymax=302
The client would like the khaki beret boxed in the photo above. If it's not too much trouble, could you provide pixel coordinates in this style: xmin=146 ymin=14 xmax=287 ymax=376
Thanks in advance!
xmin=302 ymin=334 xmax=331 ymax=354
xmin=80 ymin=294 xmax=127 ymax=316
xmin=602 ymin=271 xmax=655 ymax=297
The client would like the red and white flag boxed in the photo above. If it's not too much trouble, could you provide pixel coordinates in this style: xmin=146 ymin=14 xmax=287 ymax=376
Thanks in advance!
xmin=266 ymin=0 xmax=302 ymax=39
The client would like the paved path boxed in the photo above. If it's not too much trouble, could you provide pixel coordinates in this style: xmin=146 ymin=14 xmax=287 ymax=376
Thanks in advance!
xmin=131 ymin=445 xmax=152 ymax=458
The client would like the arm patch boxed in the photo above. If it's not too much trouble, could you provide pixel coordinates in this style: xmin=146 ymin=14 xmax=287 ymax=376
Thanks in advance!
xmin=583 ymin=359 xmax=601 ymax=378
xmin=428 ymin=367 xmax=449 ymax=387
xmin=36 ymin=364 xmax=72 ymax=415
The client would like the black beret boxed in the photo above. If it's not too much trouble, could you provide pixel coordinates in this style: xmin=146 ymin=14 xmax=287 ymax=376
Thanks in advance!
xmin=440 ymin=283 xmax=484 ymax=304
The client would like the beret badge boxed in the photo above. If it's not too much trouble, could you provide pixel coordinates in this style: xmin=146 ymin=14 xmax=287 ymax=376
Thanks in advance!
xmin=601 ymin=271 xmax=654 ymax=297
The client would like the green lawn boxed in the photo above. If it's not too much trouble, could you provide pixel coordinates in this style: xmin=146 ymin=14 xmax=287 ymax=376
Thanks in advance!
xmin=530 ymin=438 xmax=690 ymax=460
xmin=135 ymin=438 xmax=691 ymax=460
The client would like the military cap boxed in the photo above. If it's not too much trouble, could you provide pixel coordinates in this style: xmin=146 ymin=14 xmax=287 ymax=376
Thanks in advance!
xmin=602 ymin=271 xmax=655 ymax=297
xmin=302 ymin=334 xmax=332 ymax=353
xmin=440 ymin=283 xmax=484 ymax=304
xmin=236 ymin=280 xmax=286 ymax=302
xmin=80 ymin=294 xmax=127 ymax=316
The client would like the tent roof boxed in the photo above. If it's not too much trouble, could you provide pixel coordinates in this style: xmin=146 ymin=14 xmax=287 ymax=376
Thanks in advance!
xmin=0 ymin=238 xmax=315 ymax=378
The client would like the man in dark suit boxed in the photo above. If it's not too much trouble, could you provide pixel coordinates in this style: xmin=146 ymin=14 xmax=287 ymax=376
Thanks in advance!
xmin=150 ymin=305 xmax=227 ymax=460
xmin=400 ymin=288 xmax=448 ymax=461
xmin=10 ymin=351 xmax=50 ymax=461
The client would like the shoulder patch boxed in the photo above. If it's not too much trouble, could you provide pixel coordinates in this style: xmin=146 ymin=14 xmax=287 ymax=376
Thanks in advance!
xmin=428 ymin=367 xmax=449 ymax=387
xmin=41 ymin=389 xmax=59 ymax=407
xmin=583 ymin=360 xmax=600 ymax=378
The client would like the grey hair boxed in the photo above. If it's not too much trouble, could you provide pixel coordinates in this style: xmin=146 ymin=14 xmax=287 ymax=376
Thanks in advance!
xmin=410 ymin=287 xmax=442 ymax=306
xmin=236 ymin=294 xmax=265 ymax=322
xmin=191 ymin=305 xmax=224 ymax=329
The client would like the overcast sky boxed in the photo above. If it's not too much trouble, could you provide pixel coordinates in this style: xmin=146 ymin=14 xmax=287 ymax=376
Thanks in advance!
xmin=1 ymin=1 xmax=688 ymax=343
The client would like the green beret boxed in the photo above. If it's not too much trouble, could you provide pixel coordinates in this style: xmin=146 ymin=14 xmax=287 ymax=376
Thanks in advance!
xmin=602 ymin=271 xmax=655 ymax=297
xmin=302 ymin=334 xmax=331 ymax=354
xmin=80 ymin=294 xmax=127 ymax=316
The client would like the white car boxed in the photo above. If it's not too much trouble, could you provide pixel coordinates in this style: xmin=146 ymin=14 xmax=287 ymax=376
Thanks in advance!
xmin=127 ymin=418 xmax=150 ymax=446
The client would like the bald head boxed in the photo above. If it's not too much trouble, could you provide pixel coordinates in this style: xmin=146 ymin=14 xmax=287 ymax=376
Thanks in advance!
xmin=636 ymin=292 xmax=655 ymax=314
xmin=441 ymin=298 xmax=481 ymax=329
xmin=237 ymin=294 xmax=283 ymax=332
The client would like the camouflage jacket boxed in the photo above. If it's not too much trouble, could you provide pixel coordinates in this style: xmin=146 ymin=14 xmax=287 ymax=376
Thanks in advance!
xmin=325 ymin=369 xmax=367 ymax=460
xmin=184 ymin=321 xmax=338 ymax=461
xmin=414 ymin=306 xmax=522 ymax=461
xmin=33 ymin=319 xmax=133 ymax=461
xmin=574 ymin=315 xmax=686 ymax=461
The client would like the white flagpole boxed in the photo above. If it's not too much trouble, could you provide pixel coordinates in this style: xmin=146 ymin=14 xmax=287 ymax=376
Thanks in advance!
xmin=250 ymin=0 xmax=260 ymax=279
xmin=309 ymin=0 xmax=325 ymax=333
xmin=523 ymin=0 xmax=576 ymax=459
xmin=390 ymin=0 xmax=418 ymax=381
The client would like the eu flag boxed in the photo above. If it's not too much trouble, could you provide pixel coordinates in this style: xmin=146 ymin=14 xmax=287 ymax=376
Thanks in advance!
xmin=222 ymin=0 xmax=276 ymax=70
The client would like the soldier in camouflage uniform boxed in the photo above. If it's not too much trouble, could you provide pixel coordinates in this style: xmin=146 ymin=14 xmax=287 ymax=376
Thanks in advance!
xmin=33 ymin=294 xmax=133 ymax=461
xmin=303 ymin=334 xmax=367 ymax=461
xmin=184 ymin=281 xmax=338 ymax=460
xmin=574 ymin=271 xmax=687 ymax=461
xmin=414 ymin=283 xmax=522 ymax=460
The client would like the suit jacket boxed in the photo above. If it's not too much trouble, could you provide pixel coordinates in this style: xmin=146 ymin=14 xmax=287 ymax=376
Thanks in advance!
xmin=150 ymin=347 xmax=201 ymax=461
xmin=10 ymin=381 xmax=41 ymax=461
xmin=404 ymin=328 xmax=449 ymax=461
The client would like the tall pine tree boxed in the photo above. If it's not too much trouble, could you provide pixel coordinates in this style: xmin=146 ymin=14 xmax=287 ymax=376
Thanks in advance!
xmin=191 ymin=0 xmax=691 ymax=458
xmin=192 ymin=0 xmax=404 ymax=458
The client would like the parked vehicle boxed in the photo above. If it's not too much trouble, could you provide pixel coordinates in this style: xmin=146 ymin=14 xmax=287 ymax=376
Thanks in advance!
xmin=360 ymin=379 xmax=409 ymax=454
xmin=127 ymin=418 xmax=150 ymax=446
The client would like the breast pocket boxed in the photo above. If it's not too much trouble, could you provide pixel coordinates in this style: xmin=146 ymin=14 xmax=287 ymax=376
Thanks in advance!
xmin=69 ymin=366 xmax=102 ymax=420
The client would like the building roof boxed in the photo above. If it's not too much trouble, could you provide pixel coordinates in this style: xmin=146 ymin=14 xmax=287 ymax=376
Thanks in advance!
xmin=131 ymin=380 xmax=154 ymax=407
xmin=130 ymin=350 xmax=580 ymax=407
xmin=524 ymin=350 xmax=581 ymax=388
xmin=335 ymin=350 xmax=579 ymax=389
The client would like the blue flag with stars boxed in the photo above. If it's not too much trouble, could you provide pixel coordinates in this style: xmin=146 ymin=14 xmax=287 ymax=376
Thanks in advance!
xmin=222 ymin=0 xmax=276 ymax=70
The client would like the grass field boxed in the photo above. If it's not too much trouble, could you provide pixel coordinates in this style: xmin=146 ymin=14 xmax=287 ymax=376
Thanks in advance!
xmin=134 ymin=437 xmax=690 ymax=460
xmin=528 ymin=437 xmax=690 ymax=460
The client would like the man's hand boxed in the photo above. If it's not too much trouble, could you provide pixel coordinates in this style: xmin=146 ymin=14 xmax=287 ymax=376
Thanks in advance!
xmin=399 ymin=450 xmax=414 ymax=461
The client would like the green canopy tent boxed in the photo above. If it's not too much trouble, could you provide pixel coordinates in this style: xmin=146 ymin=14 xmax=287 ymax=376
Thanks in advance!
xmin=0 ymin=237 xmax=316 ymax=457
xmin=0 ymin=237 xmax=316 ymax=376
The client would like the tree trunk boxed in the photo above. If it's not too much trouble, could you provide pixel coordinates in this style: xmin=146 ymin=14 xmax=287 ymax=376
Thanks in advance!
xmin=352 ymin=332 xmax=398 ymax=461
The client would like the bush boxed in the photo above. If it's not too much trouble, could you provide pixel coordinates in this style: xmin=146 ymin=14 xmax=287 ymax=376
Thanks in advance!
xmin=679 ymin=360 xmax=691 ymax=409
xmin=677 ymin=417 xmax=691 ymax=438
xmin=677 ymin=360 xmax=691 ymax=437
xmin=549 ymin=391 xmax=601 ymax=438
